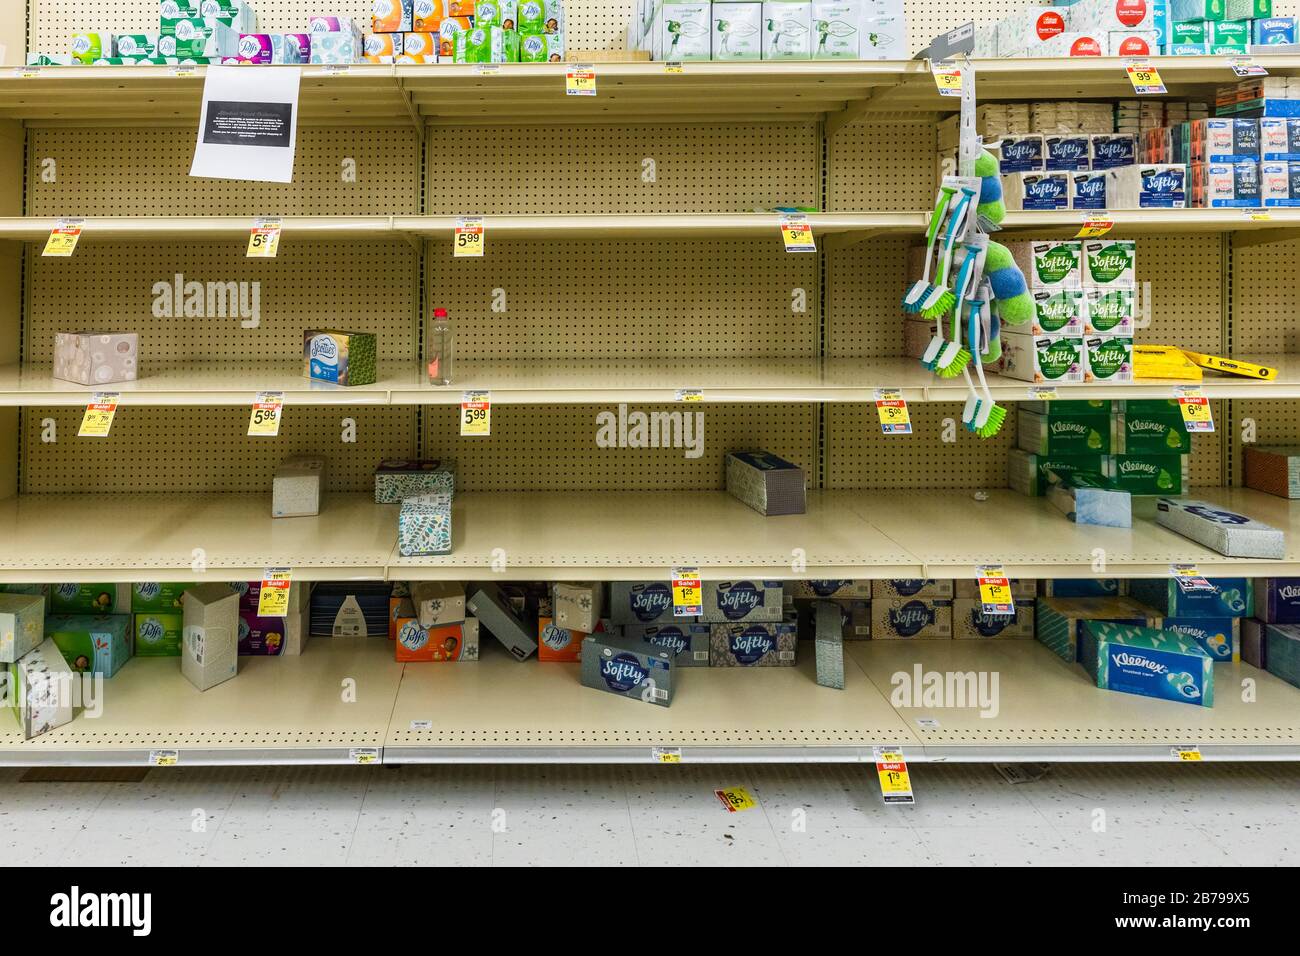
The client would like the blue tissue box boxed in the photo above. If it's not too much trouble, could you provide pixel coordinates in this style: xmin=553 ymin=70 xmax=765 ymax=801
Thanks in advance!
xmin=1127 ymin=577 xmax=1253 ymax=618
xmin=1047 ymin=473 xmax=1132 ymax=527
xmin=397 ymin=493 xmax=452 ymax=557
xmin=1253 ymin=16 xmax=1296 ymax=43
xmin=1255 ymin=577 xmax=1300 ymax=623
xmin=1080 ymin=621 xmax=1214 ymax=707
xmin=1164 ymin=617 xmax=1239 ymax=662
xmin=1042 ymin=579 xmax=1122 ymax=598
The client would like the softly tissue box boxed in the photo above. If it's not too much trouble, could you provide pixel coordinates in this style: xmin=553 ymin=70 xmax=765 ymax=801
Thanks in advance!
xmin=374 ymin=459 xmax=455 ymax=503
xmin=609 ymin=582 xmax=681 ymax=625
xmin=581 ymin=632 xmax=673 ymax=706
xmin=1080 ymin=621 xmax=1214 ymax=707
xmin=709 ymin=618 xmax=799 ymax=665
xmin=182 ymin=583 xmax=239 ymax=692
xmin=0 ymin=595 xmax=45 ymax=663
xmin=398 ymin=493 xmax=452 ymax=556
xmin=9 ymin=639 xmax=76 ymax=739
xmin=725 ymin=450 xmax=806 ymax=516
xmin=626 ymin=621 xmax=711 ymax=667
xmin=272 ymin=456 xmax=325 ymax=518
xmin=53 ymin=332 xmax=138 ymax=386
xmin=1155 ymin=498 xmax=1285 ymax=559
xmin=700 ymin=580 xmax=784 ymax=623
xmin=466 ymin=584 xmax=538 ymax=661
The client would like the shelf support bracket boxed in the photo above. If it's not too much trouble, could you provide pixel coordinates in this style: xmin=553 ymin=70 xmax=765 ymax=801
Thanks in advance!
xmin=394 ymin=76 xmax=425 ymax=135
xmin=825 ymin=88 xmax=881 ymax=139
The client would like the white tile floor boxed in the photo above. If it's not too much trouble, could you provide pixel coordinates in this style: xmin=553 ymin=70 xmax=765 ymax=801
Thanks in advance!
xmin=0 ymin=761 xmax=1296 ymax=866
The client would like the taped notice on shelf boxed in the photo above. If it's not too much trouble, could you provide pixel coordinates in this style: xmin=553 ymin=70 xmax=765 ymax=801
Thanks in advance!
xmin=190 ymin=65 xmax=300 ymax=184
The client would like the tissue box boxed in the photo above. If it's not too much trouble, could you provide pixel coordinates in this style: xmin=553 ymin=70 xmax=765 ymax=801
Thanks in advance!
xmin=1128 ymin=577 xmax=1253 ymax=617
xmin=1011 ymin=240 xmax=1082 ymax=291
xmin=1255 ymin=578 xmax=1300 ymax=623
xmin=467 ymin=584 xmax=538 ymax=660
xmin=310 ymin=583 xmax=390 ymax=638
xmin=1046 ymin=135 xmax=1092 ymax=172
xmin=1042 ymin=579 xmax=1122 ymax=597
xmin=701 ymin=580 xmax=784 ymax=623
xmin=1225 ymin=0 xmax=1267 ymax=15
xmin=609 ymin=582 xmax=680 ymax=625
xmin=725 ymin=450 xmax=806 ymax=516
xmin=1080 ymin=621 xmax=1213 ymax=706
xmin=998 ymin=134 xmax=1045 ymax=173
xmin=53 ymin=332 xmax=138 ymax=386
xmin=1155 ymin=498 xmax=1286 ymax=558
xmin=713 ymin=2 xmax=763 ymax=59
xmin=1164 ymin=617 xmax=1239 ymax=662
xmin=1002 ymin=172 xmax=1070 ymax=211
xmin=553 ymin=582 xmax=602 ymax=633
xmin=1265 ymin=622 xmax=1300 ymax=689
xmin=860 ymin=12 xmax=905 ymax=58
xmin=872 ymin=579 xmax=953 ymax=599
xmin=1047 ymin=472 xmax=1132 ymax=527
xmin=1241 ymin=617 xmax=1267 ymax=667
xmin=793 ymin=598 xmax=870 ymax=640
xmin=1110 ymin=30 xmax=1158 ymax=55
xmin=71 ymin=33 xmax=113 ymax=64
xmin=1261 ymin=161 xmax=1300 ymax=206
xmin=1071 ymin=0 xmax=1154 ymax=29
xmin=365 ymin=33 xmax=403 ymax=57
xmin=181 ymin=584 xmax=240 ymax=692
xmin=996 ymin=6 xmax=1068 ymax=56
xmin=1253 ymin=16 xmax=1296 ymax=44
xmin=1083 ymin=289 xmax=1134 ymax=336
xmin=762 ymin=1 xmax=813 ymax=58
xmin=410 ymin=580 xmax=466 ymax=627
xmin=660 ymin=2 xmax=712 ymax=59
xmin=1071 ymin=171 xmax=1108 ymax=211
xmin=1091 ymin=133 xmax=1137 ymax=170
xmin=130 ymin=583 xmax=192 ymax=613
xmin=398 ymin=493 xmax=452 ymax=556
xmin=789 ymin=580 xmax=872 ymax=599
xmin=709 ymin=618 xmax=799 ymax=664
xmin=1038 ymin=30 xmax=1107 ymax=54
xmin=438 ymin=17 xmax=472 ymax=55
xmin=238 ymin=613 xmax=299 ymax=655
xmin=810 ymin=1 xmax=861 ymax=58
xmin=0 ymin=595 xmax=45 ymax=664
xmin=402 ymin=31 xmax=438 ymax=56
xmin=46 ymin=614 xmax=130 ymax=676
xmin=1000 ymin=332 xmax=1086 ymax=384
xmin=627 ymin=621 xmax=711 ymax=666
xmin=952 ymin=598 xmax=1035 ymax=639
xmin=1106 ymin=164 xmax=1186 ymax=208
xmin=1082 ymin=240 xmax=1136 ymax=289
xmin=1035 ymin=595 xmax=1163 ymax=662
xmin=198 ymin=0 xmax=258 ymax=29
xmin=872 ymin=598 xmax=952 ymax=639
xmin=373 ymin=459 xmax=455 ymax=503
xmin=114 ymin=34 xmax=160 ymax=57
xmin=272 ymin=456 xmax=325 ymax=518
xmin=159 ymin=20 xmax=214 ymax=58
xmin=1113 ymin=399 xmax=1190 ymax=454
xmin=1030 ymin=287 xmax=1086 ymax=334
xmin=9 ymin=640 xmax=75 ymax=739
xmin=134 ymin=613 xmax=182 ymax=657
xmin=1085 ymin=336 xmax=1133 ymax=384
xmin=374 ymin=0 xmax=414 ymax=32
xmin=50 ymin=583 xmax=131 ymax=615
xmin=1009 ymin=449 xmax=1103 ymax=495
xmin=581 ymin=632 xmax=673 ymax=705
xmin=1103 ymin=453 xmax=1188 ymax=495
xmin=812 ymin=601 xmax=844 ymax=689
xmin=304 ymin=330 xmax=377 ymax=386
xmin=310 ymin=31 xmax=362 ymax=62
xmin=1018 ymin=404 xmax=1110 ymax=456
xmin=520 ymin=31 xmax=564 ymax=60
xmin=398 ymin=617 xmax=472 ymax=662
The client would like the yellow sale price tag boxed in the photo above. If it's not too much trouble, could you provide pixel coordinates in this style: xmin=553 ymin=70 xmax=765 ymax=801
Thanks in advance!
xmin=653 ymin=747 xmax=682 ymax=763
xmin=874 ymin=388 xmax=911 ymax=434
xmin=976 ymin=564 xmax=1014 ymax=616
xmin=454 ymin=216 xmax=484 ymax=257
xmin=1247 ymin=210 xmax=1272 ymax=222
xmin=672 ymin=566 xmax=702 ymax=617
xmin=780 ymin=216 xmax=815 ymax=253
xmin=930 ymin=63 xmax=961 ymax=96
xmin=675 ymin=388 xmax=703 ymax=402
xmin=43 ymin=220 xmax=83 ymax=257
xmin=566 ymin=65 xmax=596 ymax=96
xmin=1074 ymin=217 xmax=1114 ymax=239
xmin=461 ymin=390 xmax=491 ymax=436
xmin=873 ymin=746 xmax=914 ymax=804
xmin=247 ymin=218 xmax=281 ymax=258
xmin=149 ymin=750 xmax=179 ymax=767
xmin=664 ymin=61 xmax=683 ymax=73
xmin=350 ymin=748 xmax=380 ymax=765
xmin=714 ymin=786 xmax=757 ymax=812
xmin=1126 ymin=63 xmax=1166 ymax=95
xmin=257 ymin=568 xmax=292 ymax=617
xmin=78 ymin=393 xmax=119 ymax=438
xmin=1173 ymin=746 xmax=1203 ymax=761
xmin=247 ymin=390 xmax=283 ymax=437
xmin=1175 ymin=386 xmax=1214 ymax=433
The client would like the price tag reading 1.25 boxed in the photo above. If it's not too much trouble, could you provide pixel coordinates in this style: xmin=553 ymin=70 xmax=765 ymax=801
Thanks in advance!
xmin=672 ymin=567 xmax=702 ymax=617
xmin=781 ymin=215 xmax=815 ymax=253
xmin=1175 ymin=385 xmax=1214 ymax=432
xmin=976 ymin=564 xmax=1014 ymax=616
xmin=1171 ymin=564 xmax=1215 ymax=592
xmin=1075 ymin=217 xmax=1114 ymax=239
xmin=257 ymin=568 xmax=292 ymax=617
xmin=461 ymin=390 xmax=491 ymax=436
xmin=874 ymin=388 xmax=912 ymax=434
xmin=78 ymin=393 xmax=119 ymax=438
xmin=566 ymin=64 xmax=596 ymax=96
xmin=873 ymin=747 xmax=915 ymax=805
xmin=247 ymin=390 xmax=283 ymax=437
xmin=43 ymin=219 xmax=83 ymax=257
xmin=247 ymin=218 xmax=281 ymax=258
xmin=454 ymin=216 xmax=484 ymax=257
xmin=1126 ymin=62 xmax=1166 ymax=95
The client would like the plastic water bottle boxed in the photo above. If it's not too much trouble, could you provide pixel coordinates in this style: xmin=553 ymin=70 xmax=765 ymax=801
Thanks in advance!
xmin=427 ymin=308 xmax=453 ymax=386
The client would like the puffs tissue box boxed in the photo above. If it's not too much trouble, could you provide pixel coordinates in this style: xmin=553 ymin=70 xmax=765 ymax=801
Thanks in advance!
xmin=8 ymin=639 xmax=76 ymax=739
xmin=374 ymin=459 xmax=455 ymax=503
xmin=303 ymin=330 xmax=377 ymax=386
xmin=0 ymin=594 xmax=45 ymax=664
xmin=46 ymin=614 xmax=131 ymax=677
xmin=398 ymin=493 xmax=452 ymax=556
xmin=53 ymin=332 xmax=138 ymax=386
xmin=725 ymin=450 xmax=806 ymax=516
xmin=272 ymin=455 xmax=325 ymax=518
xmin=1079 ymin=621 xmax=1214 ymax=707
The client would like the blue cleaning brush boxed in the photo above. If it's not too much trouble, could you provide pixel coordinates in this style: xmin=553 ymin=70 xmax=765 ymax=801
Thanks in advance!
xmin=903 ymin=183 xmax=958 ymax=312
xmin=918 ymin=186 xmax=975 ymax=319
xmin=970 ymin=293 xmax=1007 ymax=438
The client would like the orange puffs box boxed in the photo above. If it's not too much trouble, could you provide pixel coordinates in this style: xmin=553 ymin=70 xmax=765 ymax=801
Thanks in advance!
xmin=395 ymin=615 xmax=472 ymax=662
xmin=449 ymin=0 xmax=476 ymax=16
xmin=414 ymin=0 xmax=447 ymax=31
xmin=438 ymin=17 xmax=472 ymax=56
xmin=538 ymin=616 xmax=587 ymax=662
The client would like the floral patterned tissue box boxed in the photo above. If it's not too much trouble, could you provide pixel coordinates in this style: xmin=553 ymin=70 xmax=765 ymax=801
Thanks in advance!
xmin=53 ymin=332 xmax=138 ymax=386
xmin=398 ymin=493 xmax=452 ymax=556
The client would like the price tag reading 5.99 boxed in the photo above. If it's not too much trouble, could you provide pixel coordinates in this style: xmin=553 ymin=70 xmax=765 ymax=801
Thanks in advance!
xmin=454 ymin=217 xmax=484 ymax=257
xmin=461 ymin=390 xmax=491 ymax=436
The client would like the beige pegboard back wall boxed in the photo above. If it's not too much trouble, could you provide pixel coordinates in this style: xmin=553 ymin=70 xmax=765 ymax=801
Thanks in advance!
xmin=1233 ymin=236 xmax=1300 ymax=354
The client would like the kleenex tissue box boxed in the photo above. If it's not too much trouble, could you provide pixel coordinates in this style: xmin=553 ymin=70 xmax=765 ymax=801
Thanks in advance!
xmin=581 ymin=631 xmax=673 ymax=705
xmin=398 ymin=493 xmax=452 ymax=556
xmin=53 ymin=332 xmax=138 ymax=386
xmin=1080 ymin=621 xmax=1214 ymax=707
xmin=701 ymin=580 xmax=784 ymax=623
xmin=272 ymin=456 xmax=325 ymax=518
xmin=467 ymin=584 xmax=537 ymax=661
xmin=627 ymin=621 xmax=711 ymax=667
xmin=1164 ymin=617 xmax=1239 ymax=662
xmin=181 ymin=584 xmax=239 ymax=692
xmin=1128 ymin=577 xmax=1253 ymax=618
xmin=725 ymin=450 xmax=806 ymax=516
xmin=0 ymin=594 xmax=45 ymax=663
xmin=9 ymin=639 xmax=75 ymax=739
xmin=1155 ymin=498 xmax=1285 ymax=558
xmin=1254 ymin=577 xmax=1300 ymax=623
xmin=374 ymin=459 xmax=455 ymax=503
xmin=1035 ymin=595 xmax=1161 ymax=662
xmin=709 ymin=618 xmax=798 ymax=665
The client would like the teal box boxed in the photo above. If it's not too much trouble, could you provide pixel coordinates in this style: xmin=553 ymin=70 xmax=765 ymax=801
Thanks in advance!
xmin=1035 ymin=595 xmax=1162 ymax=663
xmin=131 ymin=582 xmax=194 ymax=613
xmin=1080 ymin=621 xmax=1214 ymax=707
xmin=47 ymin=614 xmax=132 ymax=677
xmin=1265 ymin=623 xmax=1300 ymax=689
xmin=1164 ymin=617 xmax=1239 ymax=662
xmin=1127 ymin=578 xmax=1253 ymax=618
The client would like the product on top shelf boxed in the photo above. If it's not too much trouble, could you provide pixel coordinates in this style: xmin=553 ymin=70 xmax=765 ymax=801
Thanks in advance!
xmin=53 ymin=332 xmax=138 ymax=386
xmin=714 ymin=2 xmax=763 ymax=59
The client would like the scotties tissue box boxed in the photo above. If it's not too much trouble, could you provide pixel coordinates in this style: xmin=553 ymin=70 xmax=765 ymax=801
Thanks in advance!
xmin=553 ymin=582 xmax=603 ymax=633
xmin=871 ymin=579 xmax=954 ymax=600
xmin=627 ymin=621 xmax=711 ymax=666
xmin=610 ymin=582 xmax=681 ymax=626
xmin=1035 ymin=595 xmax=1162 ymax=662
xmin=9 ymin=640 xmax=75 ymax=739
xmin=1155 ymin=498 xmax=1285 ymax=559
xmin=0 ymin=595 xmax=45 ymax=663
xmin=709 ymin=618 xmax=799 ymax=665
xmin=813 ymin=601 xmax=844 ymax=690
xmin=50 ymin=584 xmax=130 ymax=615
xmin=700 ymin=580 xmax=784 ymax=623
xmin=581 ymin=632 xmax=673 ymax=706
xmin=725 ymin=451 xmax=806 ymax=516
xmin=1254 ymin=578 xmax=1300 ymax=623
xmin=1127 ymin=577 xmax=1253 ymax=618
xmin=398 ymin=493 xmax=452 ymax=557
xmin=53 ymin=332 xmax=138 ymax=386
xmin=303 ymin=330 xmax=377 ymax=387
xmin=1080 ymin=621 xmax=1214 ymax=707
xmin=46 ymin=614 xmax=130 ymax=677
xmin=952 ymin=599 xmax=1036 ymax=639
xmin=466 ymin=584 xmax=537 ymax=661
xmin=1163 ymin=617 xmax=1239 ymax=662
xmin=374 ymin=459 xmax=455 ymax=503
xmin=871 ymin=598 xmax=953 ymax=640
xmin=181 ymin=584 xmax=239 ymax=691
xmin=272 ymin=456 xmax=325 ymax=518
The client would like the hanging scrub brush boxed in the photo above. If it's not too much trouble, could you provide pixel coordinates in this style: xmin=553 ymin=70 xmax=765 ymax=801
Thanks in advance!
xmin=918 ymin=183 xmax=977 ymax=319
xmin=903 ymin=181 xmax=959 ymax=313
xmin=969 ymin=285 xmax=1007 ymax=438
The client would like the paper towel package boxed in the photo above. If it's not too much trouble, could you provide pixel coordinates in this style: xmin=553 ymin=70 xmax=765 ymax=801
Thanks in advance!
xmin=182 ymin=583 xmax=240 ymax=692
xmin=410 ymin=580 xmax=466 ymax=627
xmin=1127 ymin=577 xmax=1253 ymax=618
xmin=272 ymin=456 xmax=325 ymax=518
xmin=700 ymin=580 xmax=784 ymax=623
xmin=1254 ymin=578 xmax=1300 ymax=623
xmin=46 ymin=614 xmax=130 ymax=676
xmin=998 ymin=134 xmax=1045 ymax=173
xmin=952 ymin=599 xmax=1036 ymax=639
xmin=466 ymin=584 xmax=538 ymax=660
xmin=580 ymin=631 xmax=673 ymax=706
xmin=1155 ymin=498 xmax=1286 ymax=558
xmin=813 ymin=601 xmax=845 ymax=689
xmin=1035 ymin=595 xmax=1162 ymax=662
xmin=1163 ymin=617 xmax=1239 ymax=662
xmin=1106 ymin=164 xmax=1187 ymax=208
xmin=627 ymin=621 xmax=711 ymax=666
xmin=0 ymin=594 xmax=45 ymax=664
xmin=553 ymin=581 xmax=603 ymax=633
xmin=871 ymin=598 xmax=953 ymax=639
xmin=725 ymin=450 xmax=806 ymax=515
xmin=1045 ymin=135 xmax=1092 ymax=171
xmin=1080 ymin=621 xmax=1214 ymax=707
xmin=609 ymin=582 xmax=680 ymax=625
xmin=709 ymin=618 xmax=799 ymax=665
xmin=9 ymin=639 xmax=76 ymax=739
xmin=1002 ymin=171 xmax=1070 ymax=211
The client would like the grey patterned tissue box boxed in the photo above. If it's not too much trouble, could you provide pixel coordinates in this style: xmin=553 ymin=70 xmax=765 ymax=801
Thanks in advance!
xmin=374 ymin=459 xmax=456 ymax=503
xmin=725 ymin=450 xmax=806 ymax=515
xmin=398 ymin=493 xmax=452 ymax=556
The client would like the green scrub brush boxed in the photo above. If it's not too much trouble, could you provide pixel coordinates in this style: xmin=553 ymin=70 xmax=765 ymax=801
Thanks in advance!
xmin=903 ymin=182 xmax=958 ymax=312
xmin=970 ymin=290 xmax=1006 ymax=438
xmin=932 ymin=246 xmax=977 ymax=378
xmin=919 ymin=185 xmax=976 ymax=318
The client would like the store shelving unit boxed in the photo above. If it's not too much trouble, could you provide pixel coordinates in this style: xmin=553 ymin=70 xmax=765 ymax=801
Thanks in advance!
xmin=3 ymin=1 xmax=1300 ymax=766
